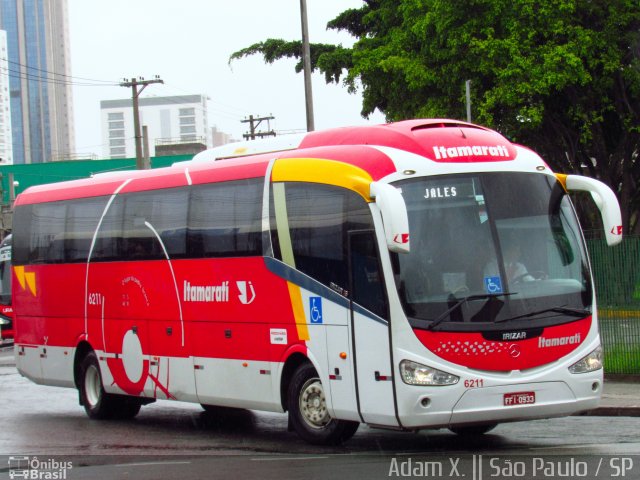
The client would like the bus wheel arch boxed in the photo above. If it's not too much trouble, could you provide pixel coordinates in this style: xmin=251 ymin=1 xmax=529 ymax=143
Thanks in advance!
xmin=285 ymin=360 xmax=359 ymax=445
xmin=279 ymin=352 xmax=309 ymax=412
xmin=75 ymin=346 xmax=143 ymax=420
xmin=73 ymin=341 xmax=94 ymax=390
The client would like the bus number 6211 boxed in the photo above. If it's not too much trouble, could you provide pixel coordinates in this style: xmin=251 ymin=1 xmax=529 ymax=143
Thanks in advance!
xmin=88 ymin=293 xmax=102 ymax=306
xmin=464 ymin=379 xmax=484 ymax=388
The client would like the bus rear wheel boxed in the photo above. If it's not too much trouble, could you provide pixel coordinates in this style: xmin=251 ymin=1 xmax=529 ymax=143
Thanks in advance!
xmin=287 ymin=363 xmax=359 ymax=445
xmin=79 ymin=351 xmax=141 ymax=420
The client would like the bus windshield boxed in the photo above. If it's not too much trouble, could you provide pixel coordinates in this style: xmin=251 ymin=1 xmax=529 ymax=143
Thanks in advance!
xmin=394 ymin=172 xmax=591 ymax=329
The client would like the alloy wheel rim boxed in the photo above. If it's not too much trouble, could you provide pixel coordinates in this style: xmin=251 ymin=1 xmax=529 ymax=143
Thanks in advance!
xmin=299 ymin=377 xmax=330 ymax=429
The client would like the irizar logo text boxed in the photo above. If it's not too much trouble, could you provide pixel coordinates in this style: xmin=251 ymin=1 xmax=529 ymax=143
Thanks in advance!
xmin=502 ymin=331 xmax=527 ymax=340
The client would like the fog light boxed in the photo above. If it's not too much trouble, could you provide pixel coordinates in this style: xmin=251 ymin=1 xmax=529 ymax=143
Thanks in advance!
xmin=569 ymin=346 xmax=603 ymax=374
xmin=400 ymin=360 xmax=459 ymax=386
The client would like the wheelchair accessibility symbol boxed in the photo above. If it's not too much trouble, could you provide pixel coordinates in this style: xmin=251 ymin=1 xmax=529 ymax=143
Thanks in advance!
xmin=309 ymin=296 xmax=323 ymax=324
xmin=484 ymin=276 xmax=503 ymax=294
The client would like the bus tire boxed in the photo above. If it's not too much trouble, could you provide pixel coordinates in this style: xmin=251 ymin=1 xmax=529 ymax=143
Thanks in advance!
xmin=111 ymin=398 xmax=142 ymax=420
xmin=78 ymin=351 xmax=119 ymax=420
xmin=287 ymin=362 xmax=359 ymax=445
xmin=449 ymin=423 xmax=497 ymax=435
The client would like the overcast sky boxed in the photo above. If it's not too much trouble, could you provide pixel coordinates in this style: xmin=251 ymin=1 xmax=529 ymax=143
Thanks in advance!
xmin=67 ymin=0 xmax=386 ymax=157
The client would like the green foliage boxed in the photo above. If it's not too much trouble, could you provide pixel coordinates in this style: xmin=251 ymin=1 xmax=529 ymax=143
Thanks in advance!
xmin=231 ymin=0 xmax=640 ymax=232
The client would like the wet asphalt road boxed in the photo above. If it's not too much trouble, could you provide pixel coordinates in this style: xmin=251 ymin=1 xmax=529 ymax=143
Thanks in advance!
xmin=1 ymin=347 xmax=639 ymax=479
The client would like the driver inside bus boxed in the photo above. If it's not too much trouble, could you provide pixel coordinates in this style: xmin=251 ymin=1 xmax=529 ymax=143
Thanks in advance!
xmin=484 ymin=236 xmax=534 ymax=283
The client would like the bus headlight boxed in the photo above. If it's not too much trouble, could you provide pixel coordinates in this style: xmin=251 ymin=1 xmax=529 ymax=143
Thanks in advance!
xmin=0 ymin=318 xmax=9 ymax=325
xmin=568 ymin=346 xmax=603 ymax=374
xmin=399 ymin=360 xmax=459 ymax=386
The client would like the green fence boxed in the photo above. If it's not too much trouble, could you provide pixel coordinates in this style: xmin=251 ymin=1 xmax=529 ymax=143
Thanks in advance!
xmin=587 ymin=235 xmax=640 ymax=374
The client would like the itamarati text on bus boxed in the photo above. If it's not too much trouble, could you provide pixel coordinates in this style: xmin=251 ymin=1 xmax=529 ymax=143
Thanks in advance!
xmin=11 ymin=119 xmax=622 ymax=445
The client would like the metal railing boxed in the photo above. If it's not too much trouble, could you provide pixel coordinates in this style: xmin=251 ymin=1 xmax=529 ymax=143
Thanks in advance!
xmin=587 ymin=234 xmax=640 ymax=374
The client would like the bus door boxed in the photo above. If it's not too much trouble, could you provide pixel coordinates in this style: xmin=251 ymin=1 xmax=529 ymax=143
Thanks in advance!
xmin=348 ymin=230 xmax=398 ymax=427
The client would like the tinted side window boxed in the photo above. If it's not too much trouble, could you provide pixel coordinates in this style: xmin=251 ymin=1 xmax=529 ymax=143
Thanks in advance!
xmin=92 ymin=196 xmax=123 ymax=262
xmin=152 ymin=188 xmax=188 ymax=258
xmin=13 ymin=198 xmax=109 ymax=265
xmin=280 ymin=183 xmax=374 ymax=294
xmin=65 ymin=197 xmax=110 ymax=262
xmin=121 ymin=188 xmax=188 ymax=260
xmin=188 ymin=178 xmax=262 ymax=257
xmin=29 ymin=202 xmax=67 ymax=264
xmin=12 ymin=204 xmax=33 ymax=265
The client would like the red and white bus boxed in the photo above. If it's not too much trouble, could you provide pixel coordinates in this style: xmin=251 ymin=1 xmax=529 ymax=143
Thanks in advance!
xmin=12 ymin=119 xmax=621 ymax=444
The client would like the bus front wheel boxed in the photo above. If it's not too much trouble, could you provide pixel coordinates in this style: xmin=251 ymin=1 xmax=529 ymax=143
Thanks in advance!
xmin=287 ymin=363 xmax=359 ymax=445
xmin=78 ymin=351 xmax=141 ymax=420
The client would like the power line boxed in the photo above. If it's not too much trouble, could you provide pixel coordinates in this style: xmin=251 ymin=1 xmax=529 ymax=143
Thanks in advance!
xmin=0 ymin=56 xmax=119 ymax=85
xmin=0 ymin=65 xmax=118 ymax=87
xmin=161 ymin=82 xmax=252 ymax=116
xmin=159 ymin=83 xmax=249 ymax=122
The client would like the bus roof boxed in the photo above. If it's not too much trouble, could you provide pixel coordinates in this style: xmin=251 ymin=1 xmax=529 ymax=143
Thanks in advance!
xmin=15 ymin=119 xmax=520 ymax=206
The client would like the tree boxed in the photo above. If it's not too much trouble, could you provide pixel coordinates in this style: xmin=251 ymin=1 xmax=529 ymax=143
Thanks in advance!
xmin=231 ymin=0 xmax=640 ymax=233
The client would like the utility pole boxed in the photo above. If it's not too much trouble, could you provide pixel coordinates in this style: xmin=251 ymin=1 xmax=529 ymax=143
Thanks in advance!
xmin=120 ymin=76 xmax=164 ymax=169
xmin=142 ymin=125 xmax=151 ymax=169
xmin=241 ymin=114 xmax=276 ymax=140
xmin=299 ymin=0 xmax=315 ymax=131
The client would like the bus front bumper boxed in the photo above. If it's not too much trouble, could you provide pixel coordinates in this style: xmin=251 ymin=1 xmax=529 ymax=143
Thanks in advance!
xmin=448 ymin=380 xmax=600 ymax=426
xmin=398 ymin=376 xmax=602 ymax=429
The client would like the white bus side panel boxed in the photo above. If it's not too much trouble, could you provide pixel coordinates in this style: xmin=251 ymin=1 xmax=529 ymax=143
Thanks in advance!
xmin=15 ymin=344 xmax=43 ymax=384
xmin=353 ymin=311 xmax=398 ymax=426
xmin=194 ymin=357 xmax=277 ymax=410
xmin=40 ymin=345 xmax=75 ymax=388
xmin=325 ymin=325 xmax=359 ymax=422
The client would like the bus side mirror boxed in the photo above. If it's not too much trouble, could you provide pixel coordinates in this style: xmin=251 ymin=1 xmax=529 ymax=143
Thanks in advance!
xmin=563 ymin=174 xmax=623 ymax=246
xmin=370 ymin=182 xmax=410 ymax=254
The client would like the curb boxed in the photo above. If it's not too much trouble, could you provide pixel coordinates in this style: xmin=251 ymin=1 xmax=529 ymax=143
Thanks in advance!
xmin=604 ymin=374 xmax=640 ymax=383
xmin=575 ymin=406 xmax=640 ymax=417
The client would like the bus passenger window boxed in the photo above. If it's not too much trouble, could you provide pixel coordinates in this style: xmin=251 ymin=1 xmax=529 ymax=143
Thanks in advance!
xmin=276 ymin=182 xmax=375 ymax=297
xmin=188 ymin=179 xmax=262 ymax=258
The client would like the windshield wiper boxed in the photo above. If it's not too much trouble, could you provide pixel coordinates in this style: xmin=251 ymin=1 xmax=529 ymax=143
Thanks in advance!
xmin=494 ymin=306 xmax=591 ymax=324
xmin=427 ymin=293 xmax=516 ymax=331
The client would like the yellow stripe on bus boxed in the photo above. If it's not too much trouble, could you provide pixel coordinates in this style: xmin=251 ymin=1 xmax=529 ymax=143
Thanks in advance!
xmin=14 ymin=266 xmax=37 ymax=296
xmin=272 ymin=158 xmax=374 ymax=202
xmin=287 ymin=282 xmax=309 ymax=341
xmin=555 ymin=173 xmax=568 ymax=191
